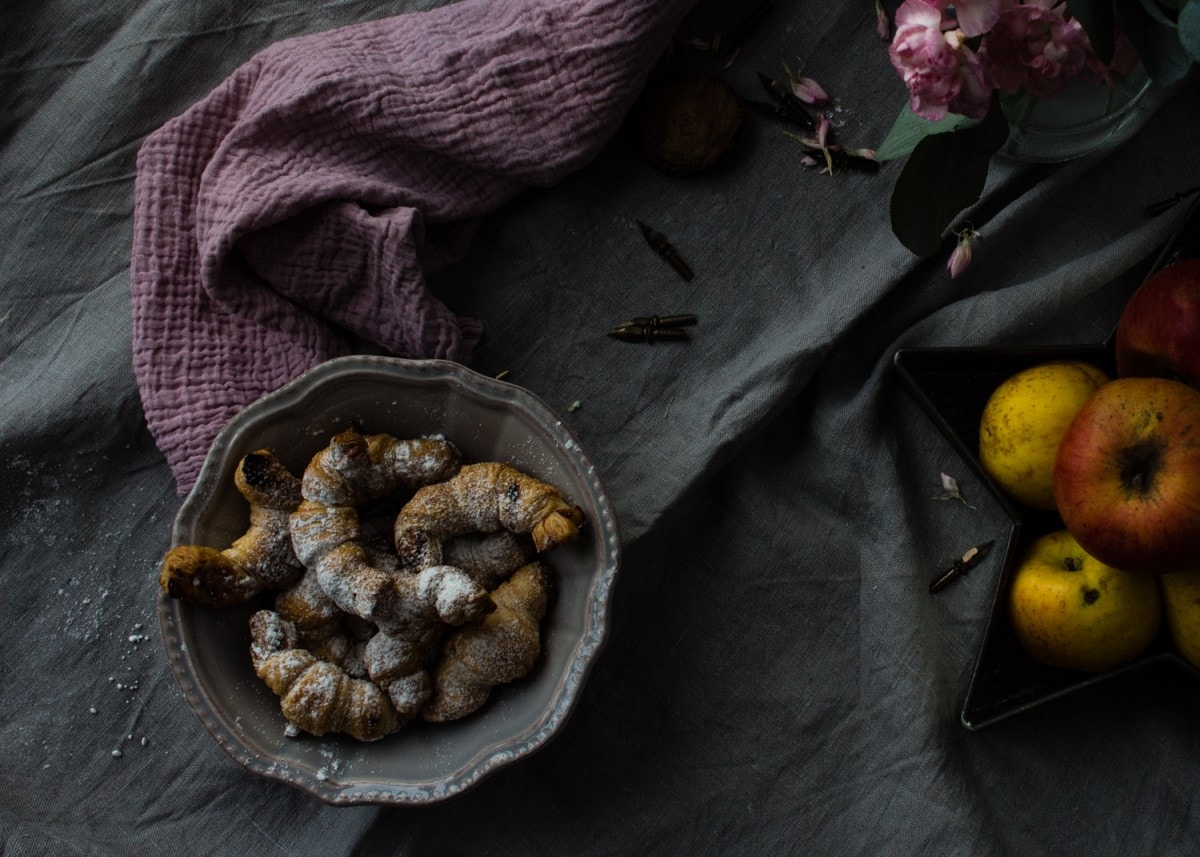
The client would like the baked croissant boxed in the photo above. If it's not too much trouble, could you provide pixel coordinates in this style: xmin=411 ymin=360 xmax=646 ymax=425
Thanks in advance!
xmin=274 ymin=568 xmax=370 ymax=677
xmin=285 ymin=429 xmax=501 ymax=714
xmin=394 ymin=463 xmax=585 ymax=572
xmin=300 ymin=428 xmax=461 ymax=507
xmin=249 ymin=610 xmax=400 ymax=741
xmin=443 ymin=531 xmax=534 ymax=589
xmin=289 ymin=428 xmax=489 ymax=629
xmin=361 ymin=627 xmax=437 ymax=720
xmin=424 ymin=562 xmax=552 ymax=723
xmin=291 ymin=502 xmax=492 ymax=633
xmin=357 ymin=536 xmax=533 ymax=718
xmin=160 ymin=450 xmax=303 ymax=606
xmin=367 ymin=564 xmax=500 ymax=714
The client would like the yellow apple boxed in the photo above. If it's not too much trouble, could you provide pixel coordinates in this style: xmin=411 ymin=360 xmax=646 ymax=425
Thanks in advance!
xmin=978 ymin=360 xmax=1109 ymax=510
xmin=1161 ymin=570 xmax=1200 ymax=669
xmin=1009 ymin=529 xmax=1161 ymax=672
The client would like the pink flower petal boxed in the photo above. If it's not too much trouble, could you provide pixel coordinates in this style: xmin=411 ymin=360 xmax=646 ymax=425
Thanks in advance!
xmin=888 ymin=0 xmax=993 ymax=121
xmin=952 ymin=0 xmax=1002 ymax=37
xmin=791 ymin=76 xmax=830 ymax=106
xmin=815 ymin=115 xmax=830 ymax=148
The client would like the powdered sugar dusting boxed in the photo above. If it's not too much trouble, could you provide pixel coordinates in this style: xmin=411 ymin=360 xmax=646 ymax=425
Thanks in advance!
xmin=444 ymin=532 xmax=530 ymax=588
xmin=383 ymin=671 xmax=430 ymax=718
xmin=427 ymin=567 xmax=487 ymax=625
xmin=235 ymin=429 xmax=578 ymax=743
xmin=282 ymin=660 xmax=342 ymax=732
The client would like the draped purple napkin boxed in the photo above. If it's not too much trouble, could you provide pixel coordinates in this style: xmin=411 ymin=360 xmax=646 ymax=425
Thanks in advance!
xmin=130 ymin=0 xmax=691 ymax=493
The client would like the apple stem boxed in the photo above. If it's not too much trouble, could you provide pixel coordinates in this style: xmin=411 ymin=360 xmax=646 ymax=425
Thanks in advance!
xmin=1064 ymin=557 xmax=1082 ymax=572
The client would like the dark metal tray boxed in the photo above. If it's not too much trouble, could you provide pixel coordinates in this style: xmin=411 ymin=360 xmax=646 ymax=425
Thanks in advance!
xmin=895 ymin=195 xmax=1200 ymax=729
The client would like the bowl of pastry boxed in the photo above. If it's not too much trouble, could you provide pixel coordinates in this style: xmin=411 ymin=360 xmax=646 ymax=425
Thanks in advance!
xmin=157 ymin=356 xmax=620 ymax=804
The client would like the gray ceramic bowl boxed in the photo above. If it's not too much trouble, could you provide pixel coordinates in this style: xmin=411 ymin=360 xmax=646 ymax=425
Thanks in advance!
xmin=158 ymin=356 xmax=620 ymax=804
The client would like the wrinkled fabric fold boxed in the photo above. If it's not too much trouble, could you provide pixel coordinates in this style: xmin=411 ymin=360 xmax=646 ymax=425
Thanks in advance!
xmin=130 ymin=0 xmax=691 ymax=492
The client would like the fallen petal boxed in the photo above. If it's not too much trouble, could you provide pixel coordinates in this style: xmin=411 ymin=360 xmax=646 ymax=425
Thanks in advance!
xmin=875 ymin=0 xmax=891 ymax=40
xmin=815 ymin=114 xmax=830 ymax=148
xmin=791 ymin=76 xmax=830 ymax=106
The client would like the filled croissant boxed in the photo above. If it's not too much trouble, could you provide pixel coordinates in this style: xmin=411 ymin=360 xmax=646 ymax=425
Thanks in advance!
xmin=249 ymin=610 xmax=401 ymax=741
xmin=299 ymin=428 xmax=461 ymax=507
xmin=394 ymin=462 xmax=584 ymax=572
xmin=424 ymin=562 xmax=552 ymax=722
xmin=160 ymin=450 xmax=303 ymax=606
xmin=286 ymin=429 xmax=494 ymax=715
xmin=164 ymin=427 xmax=583 ymax=742
xmin=289 ymin=428 xmax=492 ymax=629
xmin=443 ymin=531 xmax=534 ymax=590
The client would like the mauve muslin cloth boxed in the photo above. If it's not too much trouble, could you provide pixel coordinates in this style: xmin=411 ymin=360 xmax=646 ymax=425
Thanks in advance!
xmin=130 ymin=0 xmax=690 ymax=493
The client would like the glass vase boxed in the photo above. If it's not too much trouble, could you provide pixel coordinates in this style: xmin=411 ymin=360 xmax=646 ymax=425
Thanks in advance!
xmin=998 ymin=65 xmax=1161 ymax=163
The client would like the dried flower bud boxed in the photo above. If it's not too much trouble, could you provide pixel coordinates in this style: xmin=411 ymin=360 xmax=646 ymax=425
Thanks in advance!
xmin=933 ymin=471 xmax=975 ymax=508
xmin=947 ymin=226 xmax=980 ymax=278
xmin=875 ymin=0 xmax=891 ymax=40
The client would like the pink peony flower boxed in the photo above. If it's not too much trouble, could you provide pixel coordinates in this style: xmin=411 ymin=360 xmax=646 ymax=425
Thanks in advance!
xmin=952 ymin=0 xmax=1003 ymax=37
xmin=888 ymin=0 xmax=993 ymax=120
xmin=979 ymin=0 xmax=1094 ymax=96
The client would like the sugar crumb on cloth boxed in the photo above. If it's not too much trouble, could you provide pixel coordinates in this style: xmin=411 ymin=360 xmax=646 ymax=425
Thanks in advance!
xmin=130 ymin=0 xmax=691 ymax=493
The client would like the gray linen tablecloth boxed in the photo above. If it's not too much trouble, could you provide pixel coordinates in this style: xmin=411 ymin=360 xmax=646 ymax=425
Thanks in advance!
xmin=4 ymin=0 xmax=1200 ymax=853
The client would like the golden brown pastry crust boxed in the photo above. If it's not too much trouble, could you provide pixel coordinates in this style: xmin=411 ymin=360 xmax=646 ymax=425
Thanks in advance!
xmin=300 ymin=429 xmax=461 ymax=507
xmin=159 ymin=449 xmax=303 ymax=606
xmin=280 ymin=429 xmax=495 ymax=729
xmin=443 ymin=531 xmax=534 ymax=590
xmin=394 ymin=462 xmax=584 ymax=572
xmin=423 ymin=562 xmax=552 ymax=723
xmin=164 ymin=429 xmax=583 ymax=740
xmin=274 ymin=568 xmax=372 ymax=677
xmin=249 ymin=610 xmax=401 ymax=741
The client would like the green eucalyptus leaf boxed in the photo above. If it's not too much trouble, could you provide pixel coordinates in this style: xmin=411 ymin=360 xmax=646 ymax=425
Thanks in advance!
xmin=876 ymin=105 xmax=978 ymax=162
xmin=889 ymin=96 xmax=1009 ymax=258
xmin=1067 ymin=0 xmax=1117 ymax=64
xmin=1117 ymin=0 xmax=1193 ymax=84
xmin=1180 ymin=0 xmax=1200 ymax=59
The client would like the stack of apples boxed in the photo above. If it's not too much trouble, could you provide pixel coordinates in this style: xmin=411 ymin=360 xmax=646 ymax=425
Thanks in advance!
xmin=977 ymin=259 xmax=1200 ymax=674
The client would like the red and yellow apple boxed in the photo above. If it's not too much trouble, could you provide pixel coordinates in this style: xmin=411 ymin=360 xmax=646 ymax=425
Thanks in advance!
xmin=1161 ymin=570 xmax=1200 ymax=669
xmin=1009 ymin=529 xmax=1161 ymax=672
xmin=1053 ymin=376 xmax=1200 ymax=574
xmin=1115 ymin=258 xmax=1200 ymax=386
xmin=978 ymin=360 xmax=1110 ymax=511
